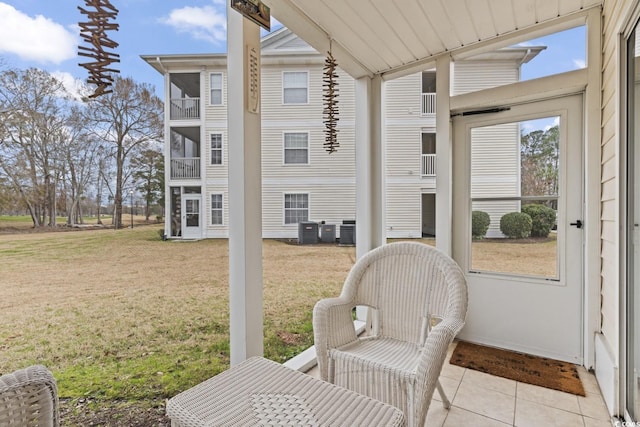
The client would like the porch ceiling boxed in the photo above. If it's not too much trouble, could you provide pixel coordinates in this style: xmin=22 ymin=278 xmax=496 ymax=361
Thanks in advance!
xmin=263 ymin=0 xmax=602 ymax=79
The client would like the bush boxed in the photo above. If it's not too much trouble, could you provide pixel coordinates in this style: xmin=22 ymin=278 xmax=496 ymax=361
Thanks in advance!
xmin=471 ymin=210 xmax=491 ymax=239
xmin=500 ymin=212 xmax=532 ymax=239
xmin=522 ymin=204 xmax=556 ymax=238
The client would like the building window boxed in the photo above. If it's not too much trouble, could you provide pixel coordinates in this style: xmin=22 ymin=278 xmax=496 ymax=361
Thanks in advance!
xmin=283 ymin=132 xmax=309 ymax=164
xmin=283 ymin=71 xmax=308 ymax=104
xmin=211 ymin=193 xmax=223 ymax=225
xmin=210 ymin=73 xmax=223 ymax=105
xmin=210 ymin=133 xmax=223 ymax=165
xmin=284 ymin=193 xmax=308 ymax=224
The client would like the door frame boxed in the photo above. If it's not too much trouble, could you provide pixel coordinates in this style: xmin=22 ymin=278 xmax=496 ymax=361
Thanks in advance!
xmin=452 ymin=94 xmax=585 ymax=363
xmin=181 ymin=193 xmax=202 ymax=239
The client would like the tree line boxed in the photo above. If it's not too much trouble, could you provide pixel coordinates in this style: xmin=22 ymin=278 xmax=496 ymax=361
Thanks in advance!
xmin=0 ymin=65 xmax=164 ymax=229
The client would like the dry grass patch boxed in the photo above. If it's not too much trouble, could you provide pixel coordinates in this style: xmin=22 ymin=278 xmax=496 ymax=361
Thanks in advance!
xmin=0 ymin=226 xmax=355 ymax=404
xmin=0 ymin=226 xmax=556 ymax=424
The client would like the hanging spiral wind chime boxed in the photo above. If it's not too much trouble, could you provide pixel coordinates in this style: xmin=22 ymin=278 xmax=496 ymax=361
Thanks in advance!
xmin=78 ymin=0 xmax=120 ymax=98
xmin=323 ymin=41 xmax=339 ymax=153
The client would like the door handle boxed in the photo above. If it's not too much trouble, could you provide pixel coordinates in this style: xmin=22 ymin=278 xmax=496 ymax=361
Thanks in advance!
xmin=570 ymin=220 xmax=583 ymax=229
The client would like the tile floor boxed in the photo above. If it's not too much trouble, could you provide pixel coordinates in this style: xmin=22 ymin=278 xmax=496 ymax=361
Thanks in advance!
xmin=307 ymin=343 xmax=613 ymax=427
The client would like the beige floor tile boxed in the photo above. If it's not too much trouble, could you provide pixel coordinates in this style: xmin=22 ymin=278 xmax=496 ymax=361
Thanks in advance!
xmin=443 ymin=406 xmax=511 ymax=427
xmin=462 ymin=369 xmax=517 ymax=396
xmin=516 ymin=382 xmax=581 ymax=414
xmin=515 ymin=398 xmax=584 ymax=427
xmin=577 ymin=366 xmax=603 ymax=394
xmin=440 ymin=360 xmax=466 ymax=382
xmin=425 ymin=401 xmax=449 ymax=427
xmin=453 ymin=380 xmax=515 ymax=424
xmin=433 ymin=375 xmax=462 ymax=404
xmin=583 ymin=415 xmax=614 ymax=427
xmin=578 ymin=390 xmax=611 ymax=421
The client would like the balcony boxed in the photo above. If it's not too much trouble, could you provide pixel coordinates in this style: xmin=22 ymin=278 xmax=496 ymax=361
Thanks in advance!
xmin=422 ymin=153 xmax=436 ymax=177
xmin=170 ymin=98 xmax=200 ymax=120
xmin=171 ymin=157 xmax=200 ymax=179
xmin=422 ymin=92 xmax=436 ymax=115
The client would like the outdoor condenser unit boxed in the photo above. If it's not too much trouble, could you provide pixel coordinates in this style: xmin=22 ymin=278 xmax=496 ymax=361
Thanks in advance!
xmin=320 ymin=224 xmax=336 ymax=243
xmin=339 ymin=224 xmax=355 ymax=246
xmin=298 ymin=221 xmax=319 ymax=244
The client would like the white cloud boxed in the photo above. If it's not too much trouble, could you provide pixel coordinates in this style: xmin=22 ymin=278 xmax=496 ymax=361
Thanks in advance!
xmin=0 ymin=3 xmax=77 ymax=64
xmin=572 ymin=59 xmax=586 ymax=69
xmin=160 ymin=3 xmax=226 ymax=45
xmin=51 ymin=71 xmax=90 ymax=101
xmin=545 ymin=116 xmax=560 ymax=131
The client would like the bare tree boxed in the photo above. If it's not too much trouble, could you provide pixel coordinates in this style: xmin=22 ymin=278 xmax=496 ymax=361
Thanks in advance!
xmin=84 ymin=76 xmax=162 ymax=228
xmin=131 ymin=146 xmax=164 ymax=221
xmin=62 ymin=106 xmax=102 ymax=225
xmin=0 ymin=68 xmax=71 ymax=227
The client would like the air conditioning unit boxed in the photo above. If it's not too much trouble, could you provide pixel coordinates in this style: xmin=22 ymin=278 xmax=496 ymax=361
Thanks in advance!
xmin=320 ymin=224 xmax=336 ymax=243
xmin=339 ymin=224 xmax=356 ymax=246
xmin=298 ymin=221 xmax=318 ymax=244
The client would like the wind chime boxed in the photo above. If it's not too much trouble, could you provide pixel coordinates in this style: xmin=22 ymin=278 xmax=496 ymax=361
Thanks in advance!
xmin=78 ymin=0 xmax=120 ymax=98
xmin=323 ymin=41 xmax=339 ymax=153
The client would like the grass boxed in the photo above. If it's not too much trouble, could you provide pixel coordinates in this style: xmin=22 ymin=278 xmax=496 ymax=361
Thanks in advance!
xmin=0 ymin=220 xmax=557 ymax=423
xmin=0 ymin=223 xmax=354 ymax=404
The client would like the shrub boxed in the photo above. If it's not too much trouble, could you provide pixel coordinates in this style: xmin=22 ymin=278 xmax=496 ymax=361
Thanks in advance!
xmin=471 ymin=210 xmax=491 ymax=239
xmin=522 ymin=204 xmax=556 ymax=238
xmin=500 ymin=212 xmax=532 ymax=239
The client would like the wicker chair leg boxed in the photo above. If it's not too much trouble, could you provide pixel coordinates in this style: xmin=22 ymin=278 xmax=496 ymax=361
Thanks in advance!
xmin=436 ymin=380 xmax=451 ymax=409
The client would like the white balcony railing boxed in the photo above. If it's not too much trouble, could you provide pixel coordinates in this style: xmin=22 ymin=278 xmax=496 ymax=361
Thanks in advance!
xmin=171 ymin=158 xmax=200 ymax=179
xmin=170 ymin=98 xmax=200 ymax=120
xmin=421 ymin=93 xmax=436 ymax=115
xmin=421 ymin=154 xmax=436 ymax=177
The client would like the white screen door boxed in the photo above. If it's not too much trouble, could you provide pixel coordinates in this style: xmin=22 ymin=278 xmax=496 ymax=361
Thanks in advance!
xmin=182 ymin=195 xmax=201 ymax=239
xmin=453 ymin=94 xmax=584 ymax=363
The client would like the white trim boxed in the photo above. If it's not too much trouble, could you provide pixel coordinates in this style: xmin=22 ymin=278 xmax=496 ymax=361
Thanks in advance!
xmin=209 ymin=72 xmax=224 ymax=106
xmin=282 ymin=131 xmax=310 ymax=165
xmin=282 ymin=191 xmax=310 ymax=225
xmin=210 ymin=132 xmax=224 ymax=166
xmin=282 ymin=70 xmax=309 ymax=105
xmin=210 ymin=192 xmax=224 ymax=226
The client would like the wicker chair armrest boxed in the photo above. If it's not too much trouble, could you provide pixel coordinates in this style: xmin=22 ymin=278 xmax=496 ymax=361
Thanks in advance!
xmin=413 ymin=318 xmax=463 ymax=424
xmin=313 ymin=296 xmax=358 ymax=381
xmin=0 ymin=365 xmax=59 ymax=427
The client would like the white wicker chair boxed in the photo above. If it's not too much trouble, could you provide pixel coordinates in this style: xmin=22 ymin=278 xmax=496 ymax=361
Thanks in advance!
xmin=313 ymin=242 xmax=468 ymax=426
xmin=0 ymin=365 xmax=59 ymax=427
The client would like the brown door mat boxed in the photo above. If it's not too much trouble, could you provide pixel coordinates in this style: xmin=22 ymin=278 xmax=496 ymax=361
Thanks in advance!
xmin=450 ymin=341 xmax=585 ymax=396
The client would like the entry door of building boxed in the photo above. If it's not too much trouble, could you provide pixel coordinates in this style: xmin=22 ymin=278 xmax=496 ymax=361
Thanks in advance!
xmin=452 ymin=94 xmax=584 ymax=363
xmin=181 ymin=194 xmax=201 ymax=239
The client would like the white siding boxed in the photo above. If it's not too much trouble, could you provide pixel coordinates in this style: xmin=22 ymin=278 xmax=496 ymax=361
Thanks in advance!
xmin=600 ymin=0 xmax=623 ymax=362
xmin=452 ymin=60 xmax=520 ymax=95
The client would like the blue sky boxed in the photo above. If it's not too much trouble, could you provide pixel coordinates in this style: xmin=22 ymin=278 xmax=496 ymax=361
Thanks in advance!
xmin=0 ymin=0 xmax=279 ymax=97
xmin=0 ymin=0 xmax=584 ymax=105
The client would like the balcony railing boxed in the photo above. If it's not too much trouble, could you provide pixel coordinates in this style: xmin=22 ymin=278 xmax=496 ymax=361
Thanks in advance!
xmin=171 ymin=158 xmax=200 ymax=179
xmin=421 ymin=93 xmax=436 ymax=115
xmin=170 ymin=98 xmax=200 ymax=120
xmin=421 ymin=153 xmax=436 ymax=177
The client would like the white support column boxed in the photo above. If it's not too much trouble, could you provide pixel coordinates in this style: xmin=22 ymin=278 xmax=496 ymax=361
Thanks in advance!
xmin=355 ymin=75 xmax=386 ymax=260
xmin=227 ymin=6 xmax=263 ymax=366
xmin=435 ymin=56 xmax=453 ymax=256
xmin=584 ymin=7 xmax=602 ymax=371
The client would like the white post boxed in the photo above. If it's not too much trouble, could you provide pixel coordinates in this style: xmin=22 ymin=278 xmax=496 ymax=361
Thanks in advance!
xmin=355 ymin=75 xmax=386 ymax=260
xmin=355 ymin=75 xmax=385 ymax=323
xmin=227 ymin=5 xmax=263 ymax=366
xmin=435 ymin=56 xmax=452 ymax=256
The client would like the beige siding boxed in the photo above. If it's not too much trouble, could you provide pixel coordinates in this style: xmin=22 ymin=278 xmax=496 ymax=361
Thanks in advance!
xmin=600 ymin=0 xmax=623 ymax=358
xmin=386 ymin=183 xmax=422 ymax=238
xmin=204 ymin=68 xmax=227 ymax=123
xmin=452 ymin=60 xmax=520 ymax=95
xmin=261 ymin=184 xmax=356 ymax=239
xmin=385 ymin=74 xmax=422 ymax=118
